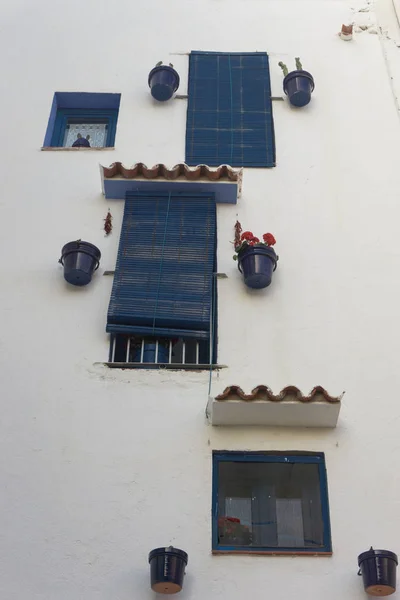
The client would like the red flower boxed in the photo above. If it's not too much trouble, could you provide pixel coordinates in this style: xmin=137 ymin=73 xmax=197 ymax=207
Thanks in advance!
xmin=218 ymin=516 xmax=240 ymax=525
xmin=263 ymin=233 xmax=276 ymax=246
xmin=247 ymin=237 xmax=259 ymax=246
xmin=241 ymin=231 xmax=254 ymax=241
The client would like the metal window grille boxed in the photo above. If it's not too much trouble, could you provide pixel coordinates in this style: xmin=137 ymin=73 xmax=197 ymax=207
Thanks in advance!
xmin=109 ymin=335 xmax=214 ymax=369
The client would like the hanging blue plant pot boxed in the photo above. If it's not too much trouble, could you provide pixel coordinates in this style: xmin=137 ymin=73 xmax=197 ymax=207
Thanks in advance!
xmin=358 ymin=548 xmax=398 ymax=597
xmin=59 ymin=240 xmax=101 ymax=286
xmin=149 ymin=546 xmax=188 ymax=594
xmin=283 ymin=70 xmax=315 ymax=107
xmin=148 ymin=65 xmax=180 ymax=101
xmin=237 ymin=245 xmax=278 ymax=289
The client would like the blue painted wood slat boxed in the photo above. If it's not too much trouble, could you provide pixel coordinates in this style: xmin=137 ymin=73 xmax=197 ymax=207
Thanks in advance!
xmin=186 ymin=51 xmax=276 ymax=168
xmin=106 ymin=191 xmax=217 ymax=338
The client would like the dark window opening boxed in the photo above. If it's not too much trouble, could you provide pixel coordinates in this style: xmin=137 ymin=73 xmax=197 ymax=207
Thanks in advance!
xmin=212 ymin=452 xmax=331 ymax=554
xmin=110 ymin=334 xmax=214 ymax=368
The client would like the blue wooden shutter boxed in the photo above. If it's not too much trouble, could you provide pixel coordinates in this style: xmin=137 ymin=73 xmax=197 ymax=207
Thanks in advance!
xmin=185 ymin=51 xmax=275 ymax=168
xmin=106 ymin=191 xmax=216 ymax=339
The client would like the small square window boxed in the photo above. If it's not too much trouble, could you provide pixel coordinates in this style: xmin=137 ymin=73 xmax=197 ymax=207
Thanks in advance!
xmin=43 ymin=92 xmax=121 ymax=148
xmin=212 ymin=452 xmax=332 ymax=554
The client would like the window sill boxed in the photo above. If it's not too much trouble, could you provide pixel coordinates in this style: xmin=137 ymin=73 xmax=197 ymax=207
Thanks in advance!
xmin=212 ymin=549 xmax=333 ymax=556
xmin=41 ymin=146 xmax=115 ymax=151
xmin=104 ymin=362 xmax=226 ymax=370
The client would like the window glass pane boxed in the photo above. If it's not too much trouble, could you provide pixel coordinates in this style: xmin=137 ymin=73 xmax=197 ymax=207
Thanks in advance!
xmin=276 ymin=498 xmax=304 ymax=547
xmin=63 ymin=122 xmax=108 ymax=147
xmin=217 ymin=461 xmax=324 ymax=548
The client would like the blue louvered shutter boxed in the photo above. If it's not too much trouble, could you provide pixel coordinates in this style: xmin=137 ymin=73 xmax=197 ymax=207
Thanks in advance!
xmin=106 ymin=191 xmax=216 ymax=339
xmin=186 ymin=51 xmax=275 ymax=168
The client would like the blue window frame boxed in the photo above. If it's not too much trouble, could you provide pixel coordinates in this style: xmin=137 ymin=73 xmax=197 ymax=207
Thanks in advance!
xmin=43 ymin=92 xmax=121 ymax=148
xmin=212 ymin=452 xmax=332 ymax=554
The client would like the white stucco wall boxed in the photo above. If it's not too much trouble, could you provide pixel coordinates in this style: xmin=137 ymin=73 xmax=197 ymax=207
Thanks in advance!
xmin=1 ymin=0 xmax=400 ymax=598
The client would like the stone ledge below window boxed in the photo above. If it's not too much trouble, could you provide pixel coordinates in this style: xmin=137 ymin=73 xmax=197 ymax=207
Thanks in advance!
xmin=41 ymin=146 xmax=115 ymax=151
xmin=104 ymin=362 xmax=227 ymax=371
xmin=207 ymin=385 xmax=343 ymax=428
xmin=212 ymin=549 xmax=333 ymax=556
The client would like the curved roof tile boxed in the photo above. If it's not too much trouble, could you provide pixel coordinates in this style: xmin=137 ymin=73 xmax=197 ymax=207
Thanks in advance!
xmin=215 ymin=385 xmax=343 ymax=403
xmin=101 ymin=162 xmax=242 ymax=182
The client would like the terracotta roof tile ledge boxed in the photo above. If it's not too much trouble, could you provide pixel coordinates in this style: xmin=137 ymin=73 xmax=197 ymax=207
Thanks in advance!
xmin=215 ymin=385 xmax=343 ymax=403
xmin=100 ymin=162 xmax=243 ymax=204
xmin=207 ymin=385 xmax=344 ymax=428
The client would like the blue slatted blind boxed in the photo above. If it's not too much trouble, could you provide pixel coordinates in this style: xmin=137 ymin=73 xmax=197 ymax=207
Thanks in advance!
xmin=106 ymin=192 xmax=217 ymax=339
xmin=186 ymin=51 xmax=275 ymax=168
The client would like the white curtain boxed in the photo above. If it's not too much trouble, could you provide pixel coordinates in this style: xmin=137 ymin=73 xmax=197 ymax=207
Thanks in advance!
xmin=276 ymin=498 xmax=305 ymax=547
xmin=251 ymin=483 xmax=277 ymax=546
xmin=63 ymin=122 xmax=108 ymax=147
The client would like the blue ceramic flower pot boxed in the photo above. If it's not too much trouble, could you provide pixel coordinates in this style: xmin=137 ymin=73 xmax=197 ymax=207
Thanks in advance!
xmin=358 ymin=549 xmax=398 ymax=597
xmin=148 ymin=65 xmax=180 ymax=101
xmin=283 ymin=70 xmax=314 ymax=107
xmin=237 ymin=245 xmax=278 ymax=289
xmin=149 ymin=547 xmax=188 ymax=594
xmin=59 ymin=241 xmax=101 ymax=286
